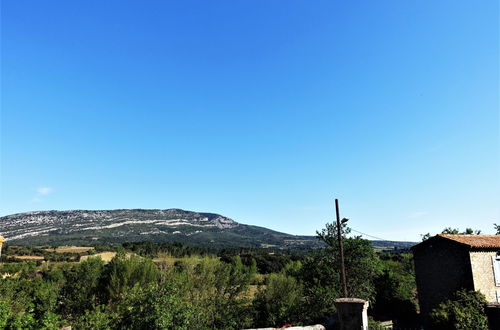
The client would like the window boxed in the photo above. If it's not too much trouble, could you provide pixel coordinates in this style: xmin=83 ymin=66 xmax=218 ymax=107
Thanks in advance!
xmin=492 ymin=255 xmax=500 ymax=287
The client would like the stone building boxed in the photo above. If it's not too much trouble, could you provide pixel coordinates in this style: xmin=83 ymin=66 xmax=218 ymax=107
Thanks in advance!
xmin=412 ymin=234 xmax=500 ymax=322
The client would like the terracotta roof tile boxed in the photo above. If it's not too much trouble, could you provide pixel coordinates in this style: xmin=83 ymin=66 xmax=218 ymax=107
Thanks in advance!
xmin=437 ymin=234 xmax=500 ymax=248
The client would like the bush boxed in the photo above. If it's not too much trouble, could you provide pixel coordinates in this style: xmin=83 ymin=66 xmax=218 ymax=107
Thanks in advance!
xmin=0 ymin=301 xmax=10 ymax=329
xmin=167 ymin=255 xmax=256 ymax=329
xmin=0 ymin=300 xmax=36 ymax=329
xmin=60 ymin=257 xmax=105 ymax=318
xmin=253 ymin=273 xmax=304 ymax=327
xmin=295 ymin=252 xmax=338 ymax=324
xmin=429 ymin=289 xmax=488 ymax=330
xmin=372 ymin=254 xmax=418 ymax=327
xmin=103 ymin=253 xmax=160 ymax=302
xmin=116 ymin=284 xmax=198 ymax=330
xmin=77 ymin=306 xmax=117 ymax=330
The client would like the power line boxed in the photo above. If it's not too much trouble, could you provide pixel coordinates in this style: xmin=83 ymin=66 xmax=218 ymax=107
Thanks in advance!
xmin=350 ymin=228 xmax=392 ymax=242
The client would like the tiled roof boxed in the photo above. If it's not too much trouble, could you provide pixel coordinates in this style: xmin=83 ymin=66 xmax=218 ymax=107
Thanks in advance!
xmin=437 ymin=234 xmax=500 ymax=249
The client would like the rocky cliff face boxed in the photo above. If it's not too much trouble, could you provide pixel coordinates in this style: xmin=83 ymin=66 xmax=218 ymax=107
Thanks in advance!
xmin=0 ymin=209 xmax=239 ymax=243
xmin=0 ymin=208 xmax=325 ymax=250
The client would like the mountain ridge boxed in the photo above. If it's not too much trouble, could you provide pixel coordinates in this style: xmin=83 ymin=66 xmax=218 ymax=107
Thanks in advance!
xmin=0 ymin=209 xmax=416 ymax=250
xmin=0 ymin=208 xmax=320 ymax=249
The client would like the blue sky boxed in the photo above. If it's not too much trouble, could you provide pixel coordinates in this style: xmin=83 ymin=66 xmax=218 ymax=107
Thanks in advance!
xmin=1 ymin=1 xmax=498 ymax=241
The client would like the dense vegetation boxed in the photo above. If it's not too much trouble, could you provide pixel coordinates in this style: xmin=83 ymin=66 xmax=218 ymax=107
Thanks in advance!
xmin=0 ymin=223 xmax=419 ymax=329
xmin=429 ymin=289 xmax=488 ymax=330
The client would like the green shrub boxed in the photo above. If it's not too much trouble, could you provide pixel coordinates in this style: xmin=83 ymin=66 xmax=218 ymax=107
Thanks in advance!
xmin=38 ymin=311 xmax=63 ymax=330
xmin=104 ymin=253 xmax=160 ymax=302
xmin=0 ymin=301 xmax=10 ymax=329
xmin=368 ymin=317 xmax=387 ymax=330
xmin=116 ymin=283 xmax=198 ymax=330
xmin=61 ymin=257 xmax=105 ymax=318
xmin=167 ymin=255 xmax=256 ymax=329
xmin=253 ymin=273 xmax=304 ymax=327
xmin=429 ymin=289 xmax=488 ymax=330
xmin=372 ymin=254 xmax=418 ymax=327
xmin=77 ymin=306 xmax=117 ymax=330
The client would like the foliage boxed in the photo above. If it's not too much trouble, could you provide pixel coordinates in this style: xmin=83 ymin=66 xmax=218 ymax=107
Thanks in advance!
xmin=253 ymin=272 xmax=304 ymax=327
xmin=296 ymin=251 xmax=339 ymax=324
xmin=284 ymin=222 xmax=382 ymax=325
xmin=115 ymin=284 xmax=197 ymax=330
xmin=221 ymin=250 xmax=294 ymax=274
xmin=76 ymin=306 xmax=116 ymax=330
xmin=429 ymin=289 xmax=488 ymax=330
xmin=38 ymin=312 xmax=64 ymax=330
xmin=368 ymin=316 xmax=387 ymax=330
xmin=422 ymin=227 xmax=482 ymax=241
xmin=316 ymin=222 xmax=382 ymax=302
xmin=0 ymin=301 xmax=10 ymax=329
xmin=0 ymin=299 xmax=63 ymax=330
xmin=123 ymin=241 xmax=213 ymax=258
xmin=30 ymin=280 xmax=60 ymax=320
xmin=421 ymin=233 xmax=431 ymax=241
xmin=0 ymin=261 xmax=35 ymax=274
xmin=441 ymin=227 xmax=481 ymax=235
xmin=60 ymin=257 xmax=105 ymax=318
xmin=174 ymin=256 xmax=257 ymax=329
xmin=103 ymin=253 xmax=160 ymax=302
xmin=372 ymin=253 xmax=418 ymax=327
xmin=0 ymin=234 xmax=422 ymax=329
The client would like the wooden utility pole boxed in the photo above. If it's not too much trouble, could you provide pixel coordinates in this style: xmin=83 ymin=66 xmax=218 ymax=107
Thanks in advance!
xmin=335 ymin=199 xmax=348 ymax=297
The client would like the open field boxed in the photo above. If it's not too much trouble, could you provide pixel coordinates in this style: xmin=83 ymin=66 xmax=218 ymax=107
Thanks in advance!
xmin=152 ymin=252 xmax=192 ymax=265
xmin=12 ymin=255 xmax=45 ymax=260
xmin=80 ymin=252 xmax=117 ymax=262
xmin=43 ymin=246 xmax=94 ymax=253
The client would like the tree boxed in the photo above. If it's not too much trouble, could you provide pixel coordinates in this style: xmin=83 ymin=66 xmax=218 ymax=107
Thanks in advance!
xmin=463 ymin=228 xmax=481 ymax=235
xmin=441 ymin=227 xmax=481 ymax=235
xmin=168 ymin=255 xmax=256 ymax=329
xmin=60 ymin=257 xmax=105 ymax=318
xmin=295 ymin=222 xmax=381 ymax=324
xmin=103 ymin=253 xmax=160 ymax=302
xmin=421 ymin=233 xmax=431 ymax=241
xmin=115 ymin=283 xmax=198 ymax=330
xmin=422 ymin=228 xmax=483 ymax=241
xmin=0 ymin=301 xmax=10 ymax=329
xmin=316 ymin=222 xmax=381 ymax=302
xmin=373 ymin=253 xmax=418 ymax=327
xmin=253 ymin=273 xmax=304 ymax=327
xmin=30 ymin=279 xmax=60 ymax=321
xmin=76 ymin=306 xmax=116 ymax=330
xmin=429 ymin=289 xmax=488 ymax=330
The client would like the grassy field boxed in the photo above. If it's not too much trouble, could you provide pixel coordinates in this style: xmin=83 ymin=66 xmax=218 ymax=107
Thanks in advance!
xmin=43 ymin=246 xmax=94 ymax=253
xmin=12 ymin=255 xmax=45 ymax=260
xmin=80 ymin=252 xmax=117 ymax=262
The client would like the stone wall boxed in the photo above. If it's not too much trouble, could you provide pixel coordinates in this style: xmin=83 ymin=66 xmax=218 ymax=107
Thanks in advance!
xmin=470 ymin=251 xmax=498 ymax=302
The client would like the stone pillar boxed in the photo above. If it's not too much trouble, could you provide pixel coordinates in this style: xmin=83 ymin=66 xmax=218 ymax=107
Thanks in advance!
xmin=485 ymin=303 xmax=500 ymax=330
xmin=334 ymin=298 xmax=369 ymax=330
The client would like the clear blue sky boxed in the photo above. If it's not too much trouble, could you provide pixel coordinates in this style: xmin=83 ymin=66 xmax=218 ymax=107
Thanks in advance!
xmin=1 ymin=1 xmax=498 ymax=241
